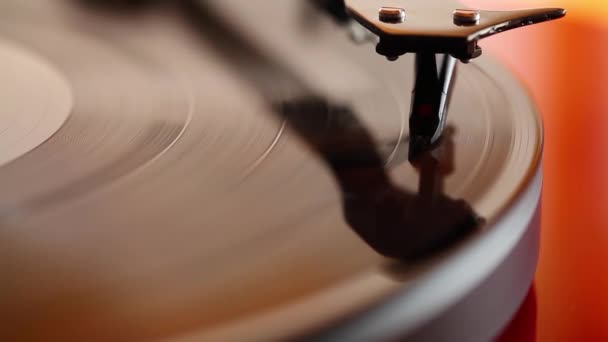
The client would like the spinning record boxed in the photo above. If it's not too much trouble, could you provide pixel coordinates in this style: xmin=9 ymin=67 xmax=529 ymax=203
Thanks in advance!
xmin=0 ymin=1 xmax=546 ymax=341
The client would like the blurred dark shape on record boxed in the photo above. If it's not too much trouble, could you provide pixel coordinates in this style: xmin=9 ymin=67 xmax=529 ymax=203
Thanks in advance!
xmin=279 ymin=98 xmax=482 ymax=260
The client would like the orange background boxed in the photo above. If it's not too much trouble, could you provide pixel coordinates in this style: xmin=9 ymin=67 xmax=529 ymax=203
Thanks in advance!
xmin=464 ymin=1 xmax=608 ymax=340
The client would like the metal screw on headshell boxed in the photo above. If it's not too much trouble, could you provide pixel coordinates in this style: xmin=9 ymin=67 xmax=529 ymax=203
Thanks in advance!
xmin=378 ymin=7 xmax=406 ymax=23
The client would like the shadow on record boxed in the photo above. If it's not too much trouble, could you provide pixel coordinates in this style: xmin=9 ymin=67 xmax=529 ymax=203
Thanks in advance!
xmin=278 ymin=96 xmax=484 ymax=260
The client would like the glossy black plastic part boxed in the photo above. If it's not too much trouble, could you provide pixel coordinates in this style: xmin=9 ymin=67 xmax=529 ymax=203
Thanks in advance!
xmin=409 ymin=52 xmax=456 ymax=161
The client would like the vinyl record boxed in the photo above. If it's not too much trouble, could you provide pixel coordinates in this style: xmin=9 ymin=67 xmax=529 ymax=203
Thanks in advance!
xmin=0 ymin=1 xmax=542 ymax=341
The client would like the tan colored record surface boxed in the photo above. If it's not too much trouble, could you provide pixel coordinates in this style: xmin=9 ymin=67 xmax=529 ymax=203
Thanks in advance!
xmin=0 ymin=1 xmax=541 ymax=341
xmin=0 ymin=40 xmax=71 ymax=167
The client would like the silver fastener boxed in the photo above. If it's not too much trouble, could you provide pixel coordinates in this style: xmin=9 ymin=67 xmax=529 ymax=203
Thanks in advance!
xmin=379 ymin=7 xmax=406 ymax=23
xmin=453 ymin=9 xmax=480 ymax=25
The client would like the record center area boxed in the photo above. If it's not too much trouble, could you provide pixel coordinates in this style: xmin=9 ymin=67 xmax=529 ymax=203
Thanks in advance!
xmin=0 ymin=40 xmax=71 ymax=166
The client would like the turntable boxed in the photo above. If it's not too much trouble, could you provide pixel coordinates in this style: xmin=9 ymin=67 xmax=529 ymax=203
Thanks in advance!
xmin=0 ymin=1 xmax=564 ymax=341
